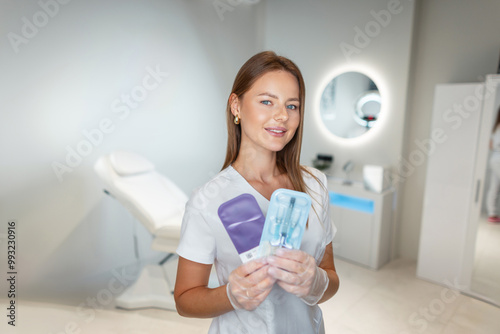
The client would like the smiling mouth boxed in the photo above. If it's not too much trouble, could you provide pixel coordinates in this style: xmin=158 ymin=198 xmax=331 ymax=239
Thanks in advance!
xmin=265 ymin=127 xmax=287 ymax=136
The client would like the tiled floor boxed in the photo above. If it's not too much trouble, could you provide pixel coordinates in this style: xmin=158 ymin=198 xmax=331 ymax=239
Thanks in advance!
xmin=2 ymin=258 xmax=500 ymax=334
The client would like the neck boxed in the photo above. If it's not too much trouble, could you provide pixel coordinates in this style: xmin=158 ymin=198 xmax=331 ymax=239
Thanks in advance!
xmin=232 ymin=146 xmax=281 ymax=183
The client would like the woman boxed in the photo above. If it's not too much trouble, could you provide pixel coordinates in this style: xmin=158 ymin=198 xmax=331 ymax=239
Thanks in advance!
xmin=174 ymin=51 xmax=340 ymax=334
xmin=486 ymin=107 xmax=500 ymax=223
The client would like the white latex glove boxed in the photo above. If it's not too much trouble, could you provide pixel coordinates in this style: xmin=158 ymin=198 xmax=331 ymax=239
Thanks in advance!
xmin=226 ymin=258 xmax=276 ymax=311
xmin=267 ymin=248 xmax=329 ymax=306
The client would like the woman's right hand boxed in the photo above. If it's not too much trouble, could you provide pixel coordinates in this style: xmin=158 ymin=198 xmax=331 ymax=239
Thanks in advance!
xmin=226 ymin=258 xmax=276 ymax=311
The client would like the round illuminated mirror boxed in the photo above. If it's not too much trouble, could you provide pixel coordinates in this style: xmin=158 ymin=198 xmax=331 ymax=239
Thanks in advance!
xmin=320 ymin=71 xmax=381 ymax=138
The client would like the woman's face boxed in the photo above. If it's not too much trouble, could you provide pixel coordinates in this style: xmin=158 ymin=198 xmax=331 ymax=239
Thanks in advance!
xmin=232 ymin=70 xmax=301 ymax=154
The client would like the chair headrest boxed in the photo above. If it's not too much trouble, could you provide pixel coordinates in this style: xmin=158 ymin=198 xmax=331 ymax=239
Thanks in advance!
xmin=109 ymin=151 xmax=155 ymax=176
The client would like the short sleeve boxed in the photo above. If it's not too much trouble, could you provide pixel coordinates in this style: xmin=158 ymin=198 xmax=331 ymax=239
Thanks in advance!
xmin=176 ymin=203 xmax=216 ymax=265
xmin=305 ymin=167 xmax=336 ymax=248
xmin=318 ymin=171 xmax=336 ymax=247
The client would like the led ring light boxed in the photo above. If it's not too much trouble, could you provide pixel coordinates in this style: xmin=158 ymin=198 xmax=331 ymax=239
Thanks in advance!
xmin=353 ymin=90 xmax=381 ymax=128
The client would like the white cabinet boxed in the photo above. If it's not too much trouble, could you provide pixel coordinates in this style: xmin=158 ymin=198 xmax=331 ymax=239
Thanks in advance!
xmin=328 ymin=181 xmax=394 ymax=270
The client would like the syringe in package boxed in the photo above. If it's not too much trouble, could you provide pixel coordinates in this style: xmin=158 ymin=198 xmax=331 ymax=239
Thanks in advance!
xmin=258 ymin=188 xmax=312 ymax=257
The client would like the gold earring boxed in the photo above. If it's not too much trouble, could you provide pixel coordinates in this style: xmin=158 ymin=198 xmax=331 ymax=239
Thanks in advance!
xmin=234 ymin=115 xmax=240 ymax=125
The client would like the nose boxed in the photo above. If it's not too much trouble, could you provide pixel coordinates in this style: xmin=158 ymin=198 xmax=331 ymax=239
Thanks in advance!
xmin=274 ymin=105 xmax=289 ymax=122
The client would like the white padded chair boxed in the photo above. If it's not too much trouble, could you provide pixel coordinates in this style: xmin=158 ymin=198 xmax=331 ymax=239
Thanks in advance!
xmin=94 ymin=150 xmax=188 ymax=311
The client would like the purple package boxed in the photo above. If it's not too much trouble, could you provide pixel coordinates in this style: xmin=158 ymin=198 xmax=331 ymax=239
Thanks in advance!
xmin=218 ymin=193 xmax=265 ymax=263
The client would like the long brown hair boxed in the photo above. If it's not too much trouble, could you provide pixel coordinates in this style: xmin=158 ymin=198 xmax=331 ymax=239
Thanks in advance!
xmin=221 ymin=51 xmax=316 ymax=195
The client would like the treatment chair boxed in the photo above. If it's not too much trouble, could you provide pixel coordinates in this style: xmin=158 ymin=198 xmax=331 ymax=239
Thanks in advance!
xmin=94 ymin=150 xmax=188 ymax=311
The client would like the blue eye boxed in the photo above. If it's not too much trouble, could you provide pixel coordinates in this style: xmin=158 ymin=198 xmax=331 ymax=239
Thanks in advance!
xmin=261 ymin=100 xmax=271 ymax=105
xmin=287 ymin=105 xmax=298 ymax=110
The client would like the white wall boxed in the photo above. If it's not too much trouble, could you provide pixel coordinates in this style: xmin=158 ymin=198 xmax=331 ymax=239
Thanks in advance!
xmin=400 ymin=0 xmax=500 ymax=259
xmin=0 ymin=0 xmax=262 ymax=301
xmin=263 ymin=0 xmax=415 ymax=179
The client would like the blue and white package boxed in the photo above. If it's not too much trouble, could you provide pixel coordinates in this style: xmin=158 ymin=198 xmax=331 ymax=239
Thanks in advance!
xmin=258 ymin=189 xmax=312 ymax=257
xmin=218 ymin=193 xmax=266 ymax=263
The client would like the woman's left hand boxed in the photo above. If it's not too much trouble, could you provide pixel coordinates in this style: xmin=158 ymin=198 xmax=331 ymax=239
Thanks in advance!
xmin=267 ymin=248 xmax=329 ymax=305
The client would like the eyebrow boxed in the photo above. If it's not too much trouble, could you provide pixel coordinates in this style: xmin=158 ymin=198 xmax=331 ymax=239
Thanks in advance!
xmin=257 ymin=92 xmax=300 ymax=103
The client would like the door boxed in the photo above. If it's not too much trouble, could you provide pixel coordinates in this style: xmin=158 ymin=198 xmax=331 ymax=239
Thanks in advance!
xmin=417 ymin=83 xmax=485 ymax=288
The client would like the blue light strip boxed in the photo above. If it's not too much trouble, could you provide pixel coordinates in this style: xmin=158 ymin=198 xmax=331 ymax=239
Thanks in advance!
xmin=329 ymin=191 xmax=374 ymax=214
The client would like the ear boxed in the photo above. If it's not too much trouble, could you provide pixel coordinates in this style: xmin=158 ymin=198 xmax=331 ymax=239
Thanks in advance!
xmin=229 ymin=93 xmax=240 ymax=118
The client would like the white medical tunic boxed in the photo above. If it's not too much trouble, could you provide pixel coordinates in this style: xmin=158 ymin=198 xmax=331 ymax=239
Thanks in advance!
xmin=177 ymin=166 xmax=335 ymax=334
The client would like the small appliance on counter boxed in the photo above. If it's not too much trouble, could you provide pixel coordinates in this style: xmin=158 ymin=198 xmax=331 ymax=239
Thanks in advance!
xmin=312 ymin=154 xmax=333 ymax=172
xmin=363 ymin=165 xmax=391 ymax=193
